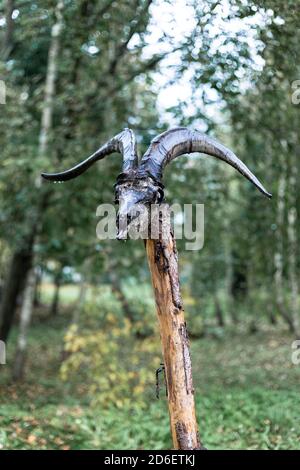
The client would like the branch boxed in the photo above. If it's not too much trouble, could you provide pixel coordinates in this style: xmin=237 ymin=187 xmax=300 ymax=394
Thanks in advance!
xmin=107 ymin=0 xmax=153 ymax=76
xmin=0 ymin=0 xmax=15 ymax=61
xmin=87 ymin=47 xmax=179 ymax=106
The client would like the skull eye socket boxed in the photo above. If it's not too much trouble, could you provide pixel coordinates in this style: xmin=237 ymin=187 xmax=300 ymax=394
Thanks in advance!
xmin=114 ymin=188 xmax=120 ymax=204
xmin=156 ymin=188 xmax=164 ymax=203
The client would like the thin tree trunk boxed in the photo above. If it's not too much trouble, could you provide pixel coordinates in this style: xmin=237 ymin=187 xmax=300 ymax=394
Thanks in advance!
xmin=274 ymin=171 xmax=295 ymax=332
xmin=12 ymin=266 xmax=36 ymax=381
xmin=287 ymin=159 xmax=299 ymax=335
xmin=224 ymin=218 xmax=239 ymax=324
xmin=227 ymin=280 xmax=239 ymax=325
xmin=71 ymin=258 xmax=92 ymax=325
xmin=247 ymin=254 xmax=258 ymax=334
xmin=37 ymin=1 xmax=64 ymax=164
xmin=71 ymin=278 xmax=87 ymax=325
xmin=145 ymin=228 xmax=203 ymax=450
xmin=0 ymin=0 xmax=37 ymax=338
xmin=0 ymin=247 xmax=33 ymax=341
xmin=267 ymin=302 xmax=277 ymax=325
xmin=9 ymin=1 xmax=64 ymax=365
xmin=33 ymin=267 xmax=42 ymax=307
xmin=0 ymin=0 xmax=32 ymax=341
xmin=214 ymin=296 xmax=225 ymax=327
xmin=50 ymin=273 xmax=61 ymax=316
xmin=0 ymin=0 xmax=15 ymax=61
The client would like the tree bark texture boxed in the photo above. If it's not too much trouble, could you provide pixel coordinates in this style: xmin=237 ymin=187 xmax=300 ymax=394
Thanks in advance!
xmin=37 ymin=0 xmax=64 ymax=162
xmin=0 ymin=247 xmax=33 ymax=342
xmin=145 ymin=231 xmax=202 ymax=450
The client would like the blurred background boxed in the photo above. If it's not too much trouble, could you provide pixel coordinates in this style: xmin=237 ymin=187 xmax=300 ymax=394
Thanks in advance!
xmin=0 ymin=0 xmax=299 ymax=450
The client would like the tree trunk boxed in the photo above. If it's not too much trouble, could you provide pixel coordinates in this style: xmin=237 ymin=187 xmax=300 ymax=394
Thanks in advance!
xmin=71 ymin=258 xmax=91 ymax=325
xmin=33 ymin=267 xmax=42 ymax=307
xmin=274 ymin=171 xmax=295 ymax=332
xmin=0 ymin=247 xmax=33 ymax=342
xmin=36 ymin=1 xmax=64 ymax=166
xmin=224 ymin=222 xmax=239 ymax=325
xmin=12 ymin=266 xmax=36 ymax=381
xmin=50 ymin=273 xmax=62 ymax=316
xmin=230 ymin=251 xmax=248 ymax=301
xmin=246 ymin=255 xmax=258 ymax=333
xmin=267 ymin=303 xmax=277 ymax=325
xmin=287 ymin=159 xmax=299 ymax=336
xmin=0 ymin=0 xmax=15 ymax=61
xmin=145 ymin=231 xmax=203 ymax=450
xmin=214 ymin=296 xmax=225 ymax=327
xmin=6 ymin=0 xmax=65 ymax=359
xmin=71 ymin=279 xmax=87 ymax=325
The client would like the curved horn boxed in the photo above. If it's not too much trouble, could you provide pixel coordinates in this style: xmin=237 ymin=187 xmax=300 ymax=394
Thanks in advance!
xmin=41 ymin=128 xmax=138 ymax=182
xmin=138 ymin=127 xmax=272 ymax=198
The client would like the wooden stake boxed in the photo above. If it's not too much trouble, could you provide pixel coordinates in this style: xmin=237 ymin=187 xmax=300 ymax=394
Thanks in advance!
xmin=145 ymin=228 xmax=203 ymax=450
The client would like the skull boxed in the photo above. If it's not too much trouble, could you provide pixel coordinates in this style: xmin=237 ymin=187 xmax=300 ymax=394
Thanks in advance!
xmin=114 ymin=174 xmax=164 ymax=240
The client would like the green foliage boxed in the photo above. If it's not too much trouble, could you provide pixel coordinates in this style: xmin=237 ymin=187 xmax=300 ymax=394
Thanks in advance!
xmin=61 ymin=316 xmax=161 ymax=409
xmin=0 ymin=0 xmax=161 ymax=260
xmin=1 ymin=0 xmax=299 ymax=327
xmin=0 ymin=314 xmax=299 ymax=450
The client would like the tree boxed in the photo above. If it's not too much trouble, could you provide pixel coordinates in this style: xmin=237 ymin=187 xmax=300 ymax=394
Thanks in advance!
xmin=0 ymin=0 xmax=162 ymax=342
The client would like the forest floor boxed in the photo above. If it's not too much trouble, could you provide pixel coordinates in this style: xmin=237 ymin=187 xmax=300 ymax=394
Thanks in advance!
xmin=0 ymin=305 xmax=299 ymax=450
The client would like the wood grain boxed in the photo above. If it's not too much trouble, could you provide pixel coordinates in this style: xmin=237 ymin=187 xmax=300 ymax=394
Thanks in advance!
xmin=145 ymin=232 xmax=202 ymax=450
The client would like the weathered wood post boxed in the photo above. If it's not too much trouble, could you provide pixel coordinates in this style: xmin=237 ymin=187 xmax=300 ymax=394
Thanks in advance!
xmin=146 ymin=232 xmax=200 ymax=449
xmin=42 ymin=126 xmax=271 ymax=450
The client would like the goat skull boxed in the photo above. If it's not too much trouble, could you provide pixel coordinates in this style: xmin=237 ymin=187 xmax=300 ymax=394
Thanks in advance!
xmin=42 ymin=127 xmax=271 ymax=238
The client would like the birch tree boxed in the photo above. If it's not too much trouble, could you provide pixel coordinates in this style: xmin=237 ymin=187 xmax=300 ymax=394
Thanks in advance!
xmin=12 ymin=0 xmax=64 ymax=380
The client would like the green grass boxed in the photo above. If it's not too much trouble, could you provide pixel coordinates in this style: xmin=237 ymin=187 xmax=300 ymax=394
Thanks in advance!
xmin=40 ymin=283 xmax=81 ymax=306
xmin=0 ymin=311 xmax=299 ymax=449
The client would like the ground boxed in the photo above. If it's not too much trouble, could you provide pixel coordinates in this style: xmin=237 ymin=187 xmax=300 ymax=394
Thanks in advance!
xmin=0 ymin=297 xmax=299 ymax=450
